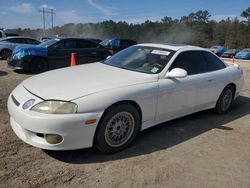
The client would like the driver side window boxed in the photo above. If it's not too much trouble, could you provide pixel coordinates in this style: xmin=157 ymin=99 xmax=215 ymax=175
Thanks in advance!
xmin=170 ymin=51 xmax=206 ymax=75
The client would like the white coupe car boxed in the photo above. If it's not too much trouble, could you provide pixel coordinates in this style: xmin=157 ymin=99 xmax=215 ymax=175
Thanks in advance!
xmin=8 ymin=43 xmax=244 ymax=153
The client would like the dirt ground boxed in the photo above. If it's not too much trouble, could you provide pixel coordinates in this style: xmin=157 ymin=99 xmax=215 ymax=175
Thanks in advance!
xmin=0 ymin=59 xmax=250 ymax=188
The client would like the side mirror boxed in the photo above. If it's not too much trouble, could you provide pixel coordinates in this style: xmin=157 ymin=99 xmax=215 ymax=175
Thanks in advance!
xmin=106 ymin=55 xmax=111 ymax=60
xmin=165 ymin=68 xmax=187 ymax=79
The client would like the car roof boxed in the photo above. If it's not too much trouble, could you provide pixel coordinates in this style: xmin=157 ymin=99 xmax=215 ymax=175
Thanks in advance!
xmin=2 ymin=36 xmax=38 ymax=40
xmin=58 ymin=37 xmax=98 ymax=41
xmin=136 ymin=43 xmax=202 ymax=51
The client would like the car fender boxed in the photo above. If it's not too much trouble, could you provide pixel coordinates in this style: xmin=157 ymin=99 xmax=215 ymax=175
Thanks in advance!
xmin=72 ymin=81 xmax=159 ymax=129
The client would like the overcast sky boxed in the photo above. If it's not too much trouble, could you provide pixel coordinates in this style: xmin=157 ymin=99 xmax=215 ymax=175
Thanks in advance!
xmin=0 ymin=0 xmax=249 ymax=29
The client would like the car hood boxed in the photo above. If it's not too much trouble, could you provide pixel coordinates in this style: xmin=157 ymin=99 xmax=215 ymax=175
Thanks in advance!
xmin=22 ymin=63 xmax=158 ymax=101
xmin=14 ymin=45 xmax=47 ymax=56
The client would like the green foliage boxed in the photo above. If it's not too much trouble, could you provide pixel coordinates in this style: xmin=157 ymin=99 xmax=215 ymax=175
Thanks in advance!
xmin=241 ymin=7 xmax=250 ymax=23
xmin=5 ymin=9 xmax=250 ymax=49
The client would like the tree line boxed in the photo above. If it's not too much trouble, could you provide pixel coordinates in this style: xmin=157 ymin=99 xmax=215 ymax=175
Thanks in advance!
xmin=6 ymin=7 xmax=250 ymax=49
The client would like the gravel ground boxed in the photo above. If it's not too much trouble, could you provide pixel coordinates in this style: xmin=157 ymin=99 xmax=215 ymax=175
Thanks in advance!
xmin=0 ymin=59 xmax=250 ymax=188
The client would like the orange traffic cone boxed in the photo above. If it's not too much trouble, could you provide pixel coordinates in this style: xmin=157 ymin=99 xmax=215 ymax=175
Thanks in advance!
xmin=232 ymin=56 xmax=235 ymax=64
xmin=70 ymin=53 xmax=76 ymax=66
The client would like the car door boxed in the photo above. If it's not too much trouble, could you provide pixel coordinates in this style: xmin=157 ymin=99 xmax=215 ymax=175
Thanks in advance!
xmin=48 ymin=39 xmax=77 ymax=69
xmin=156 ymin=50 xmax=213 ymax=122
xmin=76 ymin=39 xmax=106 ymax=64
xmin=201 ymin=51 xmax=228 ymax=102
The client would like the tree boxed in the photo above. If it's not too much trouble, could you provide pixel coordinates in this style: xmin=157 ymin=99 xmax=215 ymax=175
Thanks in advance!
xmin=241 ymin=7 xmax=250 ymax=23
xmin=188 ymin=10 xmax=211 ymax=23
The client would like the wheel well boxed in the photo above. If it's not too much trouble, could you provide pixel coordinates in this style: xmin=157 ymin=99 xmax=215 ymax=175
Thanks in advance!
xmin=104 ymin=100 xmax=142 ymax=124
xmin=30 ymin=56 xmax=48 ymax=68
xmin=0 ymin=48 xmax=12 ymax=53
xmin=31 ymin=56 xmax=48 ymax=63
xmin=226 ymin=83 xmax=236 ymax=93
xmin=93 ymin=100 xmax=143 ymax=145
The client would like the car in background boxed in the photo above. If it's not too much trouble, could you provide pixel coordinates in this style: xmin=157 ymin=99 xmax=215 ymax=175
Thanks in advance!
xmin=209 ymin=46 xmax=226 ymax=57
xmin=8 ymin=38 xmax=112 ymax=73
xmin=0 ymin=36 xmax=40 ymax=60
xmin=8 ymin=43 xmax=243 ymax=153
xmin=99 ymin=39 xmax=137 ymax=54
xmin=39 ymin=37 xmax=53 ymax=42
xmin=0 ymin=30 xmax=19 ymax=39
xmin=235 ymin=48 xmax=250 ymax=60
xmin=221 ymin=49 xmax=240 ymax=58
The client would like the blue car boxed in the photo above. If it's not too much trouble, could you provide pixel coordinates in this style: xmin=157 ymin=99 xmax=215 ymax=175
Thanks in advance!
xmin=0 ymin=36 xmax=40 ymax=60
xmin=99 ymin=39 xmax=137 ymax=54
xmin=235 ymin=48 xmax=250 ymax=60
xmin=8 ymin=38 xmax=112 ymax=73
xmin=209 ymin=46 xmax=226 ymax=57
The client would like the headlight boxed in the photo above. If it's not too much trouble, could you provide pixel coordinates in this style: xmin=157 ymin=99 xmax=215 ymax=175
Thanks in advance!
xmin=13 ymin=49 xmax=25 ymax=60
xmin=31 ymin=101 xmax=78 ymax=114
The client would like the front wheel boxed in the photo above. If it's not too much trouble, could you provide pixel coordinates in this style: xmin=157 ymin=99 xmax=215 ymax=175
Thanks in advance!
xmin=215 ymin=85 xmax=235 ymax=114
xmin=95 ymin=104 xmax=140 ymax=153
xmin=0 ymin=49 xmax=12 ymax=60
xmin=30 ymin=58 xmax=48 ymax=74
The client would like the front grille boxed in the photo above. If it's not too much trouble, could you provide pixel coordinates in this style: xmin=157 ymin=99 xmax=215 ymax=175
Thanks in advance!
xmin=11 ymin=95 xmax=20 ymax=106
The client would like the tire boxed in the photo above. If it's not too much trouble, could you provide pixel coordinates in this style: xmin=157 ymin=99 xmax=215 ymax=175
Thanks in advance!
xmin=30 ymin=58 xmax=48 ymax=74
xmin=215 ymin=85 xmax=235 ymax=114
xmin=0 ymin=49 xmax=12 ymax=60
xmin=95 ymin=104 xmax=140 ymax=153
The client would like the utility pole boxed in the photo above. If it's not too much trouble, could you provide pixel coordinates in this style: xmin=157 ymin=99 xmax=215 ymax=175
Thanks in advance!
xmin=51 ymin=9 xmax=54 ymax=35
xmin=42 ymin=8 xmax=45 ymax=36
xmin=39 ymin=8 xmax=55 ymax=36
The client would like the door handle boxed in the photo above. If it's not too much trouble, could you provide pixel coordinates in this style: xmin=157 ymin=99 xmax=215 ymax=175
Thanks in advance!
xmin=91 ymin=52 xmax=97 ymax=55
xmin=207 ymin=78 xmax=213 ymax=82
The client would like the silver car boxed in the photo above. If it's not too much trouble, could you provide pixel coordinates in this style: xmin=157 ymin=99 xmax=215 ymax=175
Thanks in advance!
xmin=0 ymin=36 xmax=40 ymax=60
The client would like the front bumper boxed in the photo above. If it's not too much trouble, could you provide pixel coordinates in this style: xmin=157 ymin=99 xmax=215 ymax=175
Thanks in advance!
xmin=8 ymin=84 xmax=103 ymax=150
xmin=7 ymin=56 xmax=32 ymax=71
xmin=7 ymin=57 xmax=24 ymax=69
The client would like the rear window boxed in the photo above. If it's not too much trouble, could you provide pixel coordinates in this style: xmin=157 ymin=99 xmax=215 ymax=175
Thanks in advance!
xmin=202 ymin=51 xmax=226 ymax=71
xmin=120 ymin=40 xmax=136 ymax=46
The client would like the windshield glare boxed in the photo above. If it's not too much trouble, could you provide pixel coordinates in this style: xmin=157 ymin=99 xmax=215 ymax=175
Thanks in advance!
xmin=39 ymin=39 xmax=59 ymax=48
xmin=104 ymin=46 xmax=175 ymax=74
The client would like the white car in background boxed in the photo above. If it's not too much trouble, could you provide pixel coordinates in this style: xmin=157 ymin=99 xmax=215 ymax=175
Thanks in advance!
xmin=8 ymin=43 xmax=244 ymax=153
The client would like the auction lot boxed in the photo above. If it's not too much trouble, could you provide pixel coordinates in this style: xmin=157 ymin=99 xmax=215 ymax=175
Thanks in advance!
xmin=0 ymin=59 xmax=250 ymax=187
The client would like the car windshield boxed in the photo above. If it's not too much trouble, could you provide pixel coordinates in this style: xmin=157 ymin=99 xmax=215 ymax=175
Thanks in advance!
xmin=211 ymin=46 xmax=219 ymax=49
xmin=104 ymin=46 xmax=175 ymax=74
xmin=242 ymin=48 xmax=250 ymax=52
xmin=99 ymin=39 xmax=111 ymax=47
xmin=39 ymin=39 xmax=60 ymax=48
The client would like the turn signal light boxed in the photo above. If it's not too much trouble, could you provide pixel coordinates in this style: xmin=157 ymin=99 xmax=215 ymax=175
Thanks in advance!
xmin=85 ymin=119 xmax=97 ymax=125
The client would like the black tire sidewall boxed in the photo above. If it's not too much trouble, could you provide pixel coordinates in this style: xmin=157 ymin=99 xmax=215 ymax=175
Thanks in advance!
xmin=30 ymin=58 xmax=48 ymax=74
xmin=95 ymin=104 xmax=140 ymax=153
xmin=215 ymin=85 xmax=235 ymax=114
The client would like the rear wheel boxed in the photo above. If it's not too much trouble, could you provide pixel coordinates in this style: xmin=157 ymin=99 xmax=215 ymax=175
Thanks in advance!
xmin=30 ymin=58 xmax=48 ymax=74
xmin=215 ymin=85 xmax=235 ymax=114
xmin=0 ymin=49 xmax=12 ymax=60
xmin=95 ymin=104 xmax=140 ymax=153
